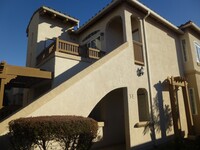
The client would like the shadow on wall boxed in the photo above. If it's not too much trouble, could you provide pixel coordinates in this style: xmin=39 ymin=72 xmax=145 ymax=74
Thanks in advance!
xmin=53 ymin=60 xmax=91 ymax=87
xmin=0 ymin=133 xmax=12 ymax=150
xmin=143 ymin=81 xmax=173 ymax=140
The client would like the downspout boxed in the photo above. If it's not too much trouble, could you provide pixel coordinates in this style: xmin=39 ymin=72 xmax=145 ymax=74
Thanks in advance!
xmin=142 ymin=11 xmax=157 ymax=145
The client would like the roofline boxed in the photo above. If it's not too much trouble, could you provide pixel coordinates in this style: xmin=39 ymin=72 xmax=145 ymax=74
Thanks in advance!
xmin=76 ymin=0 xmax=122 ymax=34
xmin=76 ymin=0 xmax=184 ymax=34
xmin=42 ymin=6 xmax=79 ymax=23
xmin=179 ymin=21 xmax=200 ymax=34
xmin=127 ymin=0 xmax=184 ymax=34
xmin=26 ymin=6 xmax=80 ymax=36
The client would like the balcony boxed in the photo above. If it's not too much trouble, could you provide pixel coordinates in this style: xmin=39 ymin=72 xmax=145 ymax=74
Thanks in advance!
xmin=36 ymin=38 xmax=106 ymax=65
xmin=133 ymin=40 xmax=144 ymax=66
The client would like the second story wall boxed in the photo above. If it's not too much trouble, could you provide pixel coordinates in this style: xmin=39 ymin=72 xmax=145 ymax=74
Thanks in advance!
xmin=37 ymin=16 xmax=78 ymax=56
xmin=145 ymin=18 xmax=184 ymax=80
xmin=78 ymin=4 xmax=126 ymax=53
xmin=183 ymin=30 xmax=200 ymax=73
xmin=26 ymin=13 xmax=39 ymax=67
xmin=26 ymin=7 xmax=79 ymax=68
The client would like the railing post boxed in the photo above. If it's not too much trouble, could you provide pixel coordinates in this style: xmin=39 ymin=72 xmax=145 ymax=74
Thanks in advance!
xmin=56 ymin=38 xmax=59 ymax=52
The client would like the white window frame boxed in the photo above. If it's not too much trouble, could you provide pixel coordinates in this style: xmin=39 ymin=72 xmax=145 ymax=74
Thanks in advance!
xmin=194 ymin=42 xmax=200 ymax=63
xmin=189 ymin=88 xmax=198 ymax=115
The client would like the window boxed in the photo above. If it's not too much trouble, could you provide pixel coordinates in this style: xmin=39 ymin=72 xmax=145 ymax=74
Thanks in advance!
xmin=132 ymin=29 xmax=144 ymax=65
xmin=137 ymin=89 xmax=150 ymax=122
xmin=195 ymin=42 xmax=200 ymax=63
xmin=132 ymin=29 xmax=140 ymax=42
xmin=189 ymin=88 xmax=198 ymax=115
xmin=87 ymin=36 xmax=101 ymax=50
xmin=181 ymin=39 xmax=187 ymax=62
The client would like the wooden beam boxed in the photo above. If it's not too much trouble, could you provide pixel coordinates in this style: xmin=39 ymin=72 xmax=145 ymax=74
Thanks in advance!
xmin=182 ymin=82 xmax=195 ymax=135
xmin=5 ymin=65 xmax=52 ymax=79
xmin=39 ymin=9 xmax=47 ymax=15
xmin=172 ymin=81 xmax=185 ymax=87
xmin=51 ymin=14 xmax=56 ymax=19
xmin=0 ymin=79 xmax=5 ymax=109
xmin=63 ymin=18 xmax=68 ymax=23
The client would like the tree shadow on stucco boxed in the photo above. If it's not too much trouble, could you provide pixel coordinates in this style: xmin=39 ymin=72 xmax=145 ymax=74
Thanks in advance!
xmin=143 ymin=81 xmax=173 ymax=140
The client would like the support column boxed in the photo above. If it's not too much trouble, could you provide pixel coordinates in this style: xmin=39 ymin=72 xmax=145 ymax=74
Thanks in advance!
xmin=169 ymin=77 xmax=181 ymax=137
xmin=182 ymin=81 xmax=195 ymax=135
xmin=0 ymin=79 xmax=5 ymax=109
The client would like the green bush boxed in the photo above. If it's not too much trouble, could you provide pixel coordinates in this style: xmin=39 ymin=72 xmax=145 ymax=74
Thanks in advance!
xmin=9 ymin=116 xmax=98 ymax=150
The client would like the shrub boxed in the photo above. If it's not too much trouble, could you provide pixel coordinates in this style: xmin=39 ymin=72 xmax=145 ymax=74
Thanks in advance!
xmin=9 ymin=116 xmax=98 ymax=150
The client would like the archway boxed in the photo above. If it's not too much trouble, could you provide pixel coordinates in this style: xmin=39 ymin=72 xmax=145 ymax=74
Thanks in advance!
xmin=106 ymin=16 xmax=124 ymax=53
xmin=89 ymin=88 xmax=128 ymax=150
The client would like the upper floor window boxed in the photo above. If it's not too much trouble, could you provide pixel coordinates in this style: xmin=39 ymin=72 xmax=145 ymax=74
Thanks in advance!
xmin=195 ymin=42 xmax=200 ymax=63
xmin=132 ymin=29 xmax=144 ymax=66
xmin=181 ymin=39 xmax=187 ymax=62
xmin=132 ymin=29 xmax=140 ymax=42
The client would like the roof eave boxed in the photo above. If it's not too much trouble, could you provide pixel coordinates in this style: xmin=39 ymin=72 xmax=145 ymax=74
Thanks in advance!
xmin=41 ymin=6 xmax=79 ymax=23
xmin=26 ymin=6 xmax=80 ymax=36
xmin=76 ymin=0 xmax=122 ymax=34
xmin=76 ymin=0 xmax=184 ymax=35
xmin=127 ymin=0 xmax=184 ymax=34
xmin=180 ymin=22 xmax=200 ymax=34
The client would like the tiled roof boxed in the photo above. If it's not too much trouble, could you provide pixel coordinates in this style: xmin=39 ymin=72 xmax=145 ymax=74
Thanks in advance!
xmin=26 ymin=6 xmax=79 ymax=36
xmin=78 ymin=1 xmax=113 ymax=29
xmin=76 ymin=0 xmax=184 ymax=34
xmin=179 ymin=20 xmax=200 ymax=34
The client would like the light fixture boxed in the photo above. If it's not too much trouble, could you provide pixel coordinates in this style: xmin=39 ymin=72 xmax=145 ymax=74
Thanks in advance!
xmin=137 ymin=66 xmax=144 ymax=76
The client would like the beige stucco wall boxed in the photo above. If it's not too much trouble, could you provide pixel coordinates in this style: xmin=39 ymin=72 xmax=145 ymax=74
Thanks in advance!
xmin=145 ymin=17 xmax=188 ymax=140
xmin=182 ymin=30 xmax=200 ymax=134
xmin=78 ymin=4 xmax=127 ymax=53
xmin=2 ymin=3 xmax=197 ymax=150
xmin=26 ymin=13 xmax=39 ymax=67
xmin=37 ymin=16 xmax=76 ymax=56
xmin=27 ymin=11 xmax=78 ymax=68
xmin=187 ymin=31 xmax=200 ymax=72
xmin=53 ymin=52 xmax=91 ymax=87
xmin=180 ymin=32 xmax=195 ymax=73
xmin=186 ymin=73 xmax=200 ymax=134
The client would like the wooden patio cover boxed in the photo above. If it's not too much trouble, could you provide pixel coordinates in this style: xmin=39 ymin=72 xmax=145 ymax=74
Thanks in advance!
xmin=0 ymin=61 xmax=52 ymax=109
xmin=167 ymin=76 xmax=194 ymax=136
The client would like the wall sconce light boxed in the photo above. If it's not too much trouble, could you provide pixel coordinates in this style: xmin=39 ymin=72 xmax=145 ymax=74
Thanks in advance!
xmin=137 ymin=66 xmax=144 ymax=76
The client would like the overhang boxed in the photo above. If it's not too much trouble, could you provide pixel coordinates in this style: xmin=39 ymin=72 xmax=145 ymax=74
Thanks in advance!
xmin=179 ymin=21 xmax=200 ymax=35
xmin=26 ymin=6 xmax=80 ymax=36
xmin=0 ymin=61 xmax=52 ymax=108
xmin=76 ymin=0 xmax=184 ymax=34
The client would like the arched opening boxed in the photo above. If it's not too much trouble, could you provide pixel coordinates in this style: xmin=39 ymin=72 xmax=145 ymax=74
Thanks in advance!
xmin=106 ymin=16 xmax=124 ymax=53
xmin=137 ymin=88 xmax=150 ymax=122
xmin=89 ymin=88 xmax=127 ymax=149
xmin=131 ymin=16 xmax=144 ymax=65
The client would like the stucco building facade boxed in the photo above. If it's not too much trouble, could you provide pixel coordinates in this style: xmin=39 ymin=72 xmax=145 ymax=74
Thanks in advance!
xmin=0 ymin=0 xmax=200 ymax=149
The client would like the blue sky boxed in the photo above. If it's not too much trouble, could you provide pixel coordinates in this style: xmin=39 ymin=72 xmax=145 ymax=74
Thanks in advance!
xmin=0 ymin=0 xmax=199 ymax=66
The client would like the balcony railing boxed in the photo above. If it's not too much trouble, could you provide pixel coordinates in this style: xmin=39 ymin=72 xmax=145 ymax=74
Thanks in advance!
xmin=57 ymin=39 xmax=79 ymax=55
xmin=36 ymin=38 xmax=106 ymax=65
xmin=133 ymin=40 xmax=144 ymax=66
xmin=88 ymin=48 xmax=106 ymax=59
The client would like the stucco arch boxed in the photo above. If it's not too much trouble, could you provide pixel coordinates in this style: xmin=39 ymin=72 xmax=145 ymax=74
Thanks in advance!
xmin=89 ymin=87 xmax=127 ymax=149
